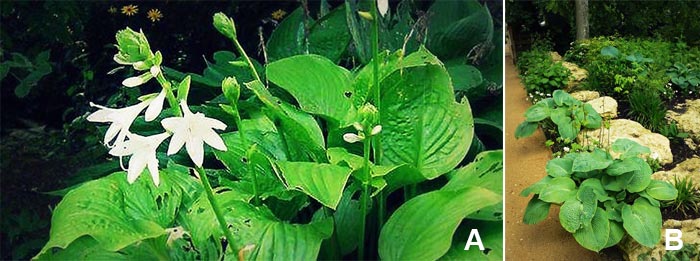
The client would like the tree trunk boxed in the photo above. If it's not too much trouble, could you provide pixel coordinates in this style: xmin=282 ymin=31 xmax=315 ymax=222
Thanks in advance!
xmin=575 ymin=0 xmax=589 ymax=40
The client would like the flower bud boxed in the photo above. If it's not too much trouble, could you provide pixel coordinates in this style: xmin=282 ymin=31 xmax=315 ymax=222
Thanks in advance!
xmin=358 ymin=103 xmax=379 ymax=131
xmin=222 ymin=77 xmax=241 ymax=104
xmin=114 ymin=27 xmax=154 ymax=66
xmin=213 ymin=13 xmax=237 ymax=40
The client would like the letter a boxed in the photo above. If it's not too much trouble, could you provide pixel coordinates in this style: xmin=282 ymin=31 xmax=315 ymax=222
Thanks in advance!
xmin=464 ymin=229 xmax=485 ymax=251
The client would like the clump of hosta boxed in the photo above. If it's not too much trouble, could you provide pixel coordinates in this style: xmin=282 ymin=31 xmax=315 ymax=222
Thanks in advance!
xmin=521 ymin=138 xmax=678 ymax=252
xmin=88 ymin=27 xmax=227 ymax=186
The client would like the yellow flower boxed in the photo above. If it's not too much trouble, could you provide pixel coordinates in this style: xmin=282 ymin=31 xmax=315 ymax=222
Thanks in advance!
xmin=271 ymin=9 xmax=286 ymax=20
xmin=108 ymin=6 xmax=117 ymax=14
xmin=121 ymin=5 xmax=139 ymax=16
xmin=147 ymin=9 xmax=163 ymax=22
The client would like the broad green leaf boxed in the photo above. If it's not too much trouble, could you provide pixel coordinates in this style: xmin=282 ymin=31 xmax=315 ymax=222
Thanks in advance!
xmin=523 ymin=197 xmax=550 ymax=224
xmin=228 ymin=201 xmax=334 ymax=260
xmin=448 ymin=64 xmax=484 ymax=97
xmin=514 ymin=121 xmax=538 ymax=139
xmin=600 ymin=46 xmax=620 ymax=58
xmin=378 ymin=187 xmax=500 ymax=261
xmin=557 ymin=120 xmax=577 ymax=141
xmin=332 ymin=187 xmax=362 ymax=255
xmin=35 ymin=236 xmax=128 ymax=260
xmin=606 ymin=158 xmax=640 ymax=176
xmin=520 ymin=175 xmax=552 ymax=196
xmin=524 ymin=103 xmax=549 ymax=122
xmin=545 ymin=158 xmax=573 ymax=177
xmin=444 ymin=150 xmax=503 ymax=221
xmin=645 ymin=180 xmax=678 ymax=200
xmin=552 ymin=90 xmax=575 ymax=106
xmin=538 ymin=177 xmax=577 ymax=204
xmin=277 ymin=102 xmax=327 ymax=162
xmin=582 ymin=104 xmax=602 ymax=129
xmin=621 ymin=157 xmax=652 ymax=193
xmin=266 ymin=8 xmax=305 ymax=61
xmin=611 ymin=139 xmax=651 ymax=159
xmin=572 ymin=150 xmax=613 ymax=172
xmin=307 ymin=5 xmax=351 ymax=62
xmin=275 ymin=161 xmax=352 ymax=210
xmin=380 ymin=62 xmax=474 ymax=178
xmin=622 ymin=198 xmax=662 ymax=248
xmin=573 ymin=208 xmax=610 ymax=252
xmin=427 ymin=1 xmax=492 ymax=59
xmin=440 ymin=220 xmax=502 ymax=260
xmin=267 ymin=54 xmax=356 ymax=125
xmin=560 ymin=200 xmax=583 ymax=233
xmin=37 ymin=167 xmax=192 ymax=257
xmin=577 ymin=178 xmax=609 ymax=202
xmin=604 ymin=221 xmax=625 ymax=248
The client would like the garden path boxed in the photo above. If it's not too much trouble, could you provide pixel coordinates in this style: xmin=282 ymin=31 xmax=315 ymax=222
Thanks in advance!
xmin=504 ymin=56 xmax=599 ymax=260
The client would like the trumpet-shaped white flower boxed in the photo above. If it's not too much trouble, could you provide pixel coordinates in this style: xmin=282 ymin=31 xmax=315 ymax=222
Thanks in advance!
xmin=87 ymin=101 xmax=150 ymax=147
xmin=161 ymin=100 xmax=227 ymax=166
xmin=377 ymin=0 xmax=388 ymax=17
xmin=343 ymin=122 xmax=382 ymax=144
xmin=109 ymin=132 xmax=170 ymax=186
xmin=145 ymin=89 xmax=167 ymax=121
xmin=122 ymin=65 xmax=161 ymax=87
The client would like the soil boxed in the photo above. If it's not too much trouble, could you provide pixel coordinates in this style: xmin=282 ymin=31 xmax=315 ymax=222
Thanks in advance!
xmin=505 ymin=56 xmax=614 ymax=260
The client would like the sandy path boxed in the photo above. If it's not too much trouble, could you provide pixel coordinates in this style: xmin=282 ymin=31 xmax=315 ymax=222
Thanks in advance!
xmin=504 ymin=56 xmax=599 ymax=260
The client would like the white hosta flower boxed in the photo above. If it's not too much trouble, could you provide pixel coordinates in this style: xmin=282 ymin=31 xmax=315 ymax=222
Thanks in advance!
xmin=342 ymin=123 xmax=382 ymax=144
xmin=651 ymin=152 xmax=660 ymax=160
xmin=377 ymin=0 xmax=388 ymax=17
xmin=122 ymin=65 xmax=161 ymax=87
xmin=145 ymin=89 xmax=167 ymax=121
xmin=109 ymin=132 xmax=170 ymax=186
xmin=87 ymin=100 xmax=150 ymax=147
xmin=161 ymin=100 xmax=227 ymax=166
xmin=563 ymin=147 xmax=570 ymax=152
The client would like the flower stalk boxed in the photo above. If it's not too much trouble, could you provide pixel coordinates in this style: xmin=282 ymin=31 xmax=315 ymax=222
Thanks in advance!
xmin=195 ymin=166 xmax=237 ymax=252
xmin=358 ymin=134 xmax=372 ymax=260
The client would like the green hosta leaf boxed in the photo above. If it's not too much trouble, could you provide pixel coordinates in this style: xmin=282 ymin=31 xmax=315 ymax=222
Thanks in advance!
xmin=36 ymin=167 xmax=193 ymax=257
xmin=267 ymin=54 xmax=356 ymax=125
xmin=448 ymin=64 xmax=484 ymax=96
xmin=538 ymin=177 xmax=577 ymax=204
xmin=552 ymin=90 xmax=575 ymax=106
xmin=621 ymin=157 xmax=652 ymax=193
xmin=573 ymin=208 xmax=610 ymax=252
xmin=332 ymin=188 xmax=362 ymax=255
xmin=427 ymin=2 xmax=492 ymax=60
xmin=521 ymin=175 xmax=552 ymax=196
xmin=602 ymin=174 xmax=626 ymax=192
xmin=380 ymin=62 xmax=474 ymax=179
xmin=582 ymin=103 xmax=602 ymax=129
xmin=378 ymin=187 xmax=500 ymax=261
xmin=604 ymin=221 xmax=625 ymax=248
xmin=645 ymin=180 xmax=678 ymax=201
xmin=557 ymin=120 xmax=578 ymax=141
xmin=523 ymin=197 xmax=550 ymax=224
xmin=600 ymin=46 xmax=620 ymax=58
xmin=444 ymin=150 xmax=503 ymax=221
xmin=606 ymin=158 xmax=640 ymax=176
xmin=611 ymin=139 xmax=651 ymax=160
xmin=35 ymin=236 xmax=128 ymax=260
xmin=307 ymin=5 xmax=351 ymax=63
xmin=440 ymin=220 xmax=502 ymax=260
xmin=275 ymin=161 xmax=352 ymax=210
xmin=228 ymin=201 xmax=334 ymax=260
xmin=266 ymin=8 xmax=305 ymax=61
xmin=277 ymin=102 xmax=327 ymax=162
xmin=524 ymin=103 xmax=549 ymax=122
xmin=572 ymin=150 xmax=613 ymax=172
xmin=545 ymin=158 xmax=573 ymax=177
xmin=577 ymin=178 xmax=610 ymax=202
xmin=622 ymin=198 xmax=662 ymax=248
xmin=514 ymin=121 xmax=538 ymax=139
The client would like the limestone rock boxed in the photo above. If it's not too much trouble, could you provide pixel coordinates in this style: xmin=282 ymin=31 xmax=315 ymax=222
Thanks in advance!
xmin=619 ymin=218 xmax=700 ymax=261
xmin=652 ymin=157 xmax=700 ymax=185
xmin=667 ymin=99 xmax=700 ymax=146
xmin=570 ymin=90 xmax=600 ymax=102
xmin=586 ymin=96 xmax=618 ymax=118
xmin=562 ymin=61 xmax=587 ymax=90
xmin=550 ymin=51 xmax=563 ymax=62
xmin=578 ymin=119 xmax=673 ymax=165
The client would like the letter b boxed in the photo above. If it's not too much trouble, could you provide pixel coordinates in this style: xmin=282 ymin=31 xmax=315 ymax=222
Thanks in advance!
xmin=665 ymin=229 xmax=683 ymax=251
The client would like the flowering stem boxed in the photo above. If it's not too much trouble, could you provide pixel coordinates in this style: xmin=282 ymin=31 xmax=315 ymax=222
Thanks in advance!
xmin=195 ymin=166 xmax=237 ymax=252
xmin=230 ymin=103 xmax=260 ymax=205
xmin=370 ymin=0 xmax=386 ymax=231
xmin=231 ymin=39 xmax=263 ymax=84
xmin=155 ymin=73 xmax=182 ymax=117
xmin=358 ymin=136 xmax=372 ymax=260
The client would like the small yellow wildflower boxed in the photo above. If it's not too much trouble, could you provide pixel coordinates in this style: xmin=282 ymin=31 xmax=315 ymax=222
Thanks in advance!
xmin=121 ymin=5 xmax=139 ymax=16
xmin=271 ymin=9 xmax=286 ymax=20
xmin=147 ymin=9 xmax=163 ymax=22
xmin=108 ymin=6 xmax=117 ymax=14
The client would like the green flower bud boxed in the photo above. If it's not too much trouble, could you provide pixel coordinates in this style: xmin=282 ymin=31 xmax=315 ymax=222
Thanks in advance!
xmin=213 ymin=13 xmax=237 ymax=40
xmin=114 ymin=27 xmax=154 ymax=66
xmin=358 ymin=103 xmax=379 ymax=130
xmin=222 ymin=77 xmax=241 ymax=104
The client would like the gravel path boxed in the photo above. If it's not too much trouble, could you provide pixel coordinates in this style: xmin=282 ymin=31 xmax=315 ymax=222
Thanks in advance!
xmin=504 ymin=56 xmax=599 ymax=260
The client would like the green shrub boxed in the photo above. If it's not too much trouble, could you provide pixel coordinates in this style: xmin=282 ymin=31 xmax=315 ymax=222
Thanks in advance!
xmin=666 ymin=62 xmax=700 ymax=98
xmin=521 ymin=139 xmax=678 ymax=252
xmin=662 ymin=176 xmax=700 ymax=220
xmin=522 ymin=61 xmax=571 ymax=101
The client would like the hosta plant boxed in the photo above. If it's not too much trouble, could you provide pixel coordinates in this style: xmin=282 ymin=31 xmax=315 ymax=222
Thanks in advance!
xmin=515 ymin=90 xmax=602 ymax=144
xmin=521 ymin=139 xmax=678 ymax=252
xmin=35 ymin=5 xmax=502 ymax=260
